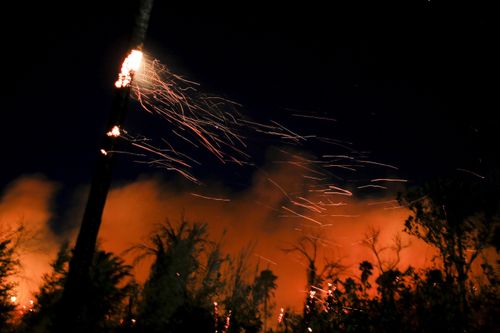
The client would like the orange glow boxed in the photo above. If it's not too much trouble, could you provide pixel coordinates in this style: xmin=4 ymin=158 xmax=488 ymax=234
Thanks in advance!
xmin=0 ymin=168 xmax=433 ymax=314
xmin=0 ymin=176 xmax=59 ymax=306
xmin=115 ymin=50 xmax=143 ymax=88
xmin=2 ymin=168 xmax=494 ymax=317
xmin=97 ymin=167 xmax=434 ymax=311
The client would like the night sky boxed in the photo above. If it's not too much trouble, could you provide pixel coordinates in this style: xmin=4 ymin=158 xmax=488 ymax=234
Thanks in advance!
xmin=2 ymin=1 xmax=496 ymax=188
xmin=0 ymin=0 xmax=498 ymax=309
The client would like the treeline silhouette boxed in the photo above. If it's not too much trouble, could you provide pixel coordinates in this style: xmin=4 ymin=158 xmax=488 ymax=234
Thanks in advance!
xmin=1 ymin=175 xmax=498 ymax=333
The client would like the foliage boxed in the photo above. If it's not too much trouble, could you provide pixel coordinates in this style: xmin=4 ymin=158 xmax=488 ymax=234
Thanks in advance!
xmin=20 ymin=244 xmax=132 ymax=333
xmin=0 ymin=238 xmax=18 ymax=332
xmin=2 ymin=201 xmax=497 ymax=333
xmin=252 ymin=269 xmax=278 ymax=332
xmin=135 ymin=220 xmax=226 ymax=332
xmin=398 ymin=175 xmax=499 ymax=330
xmin=133 ymin=220 xmax=279 ymax=333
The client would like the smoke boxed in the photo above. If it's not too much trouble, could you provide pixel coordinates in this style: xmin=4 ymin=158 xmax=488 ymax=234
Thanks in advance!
xmin=0 ymin=175 xmax=60 ymax=304
xmin=97 ymin=162 xmax=434 ymax=310
xmin=0 ymin=166 xmax=435 ymax=311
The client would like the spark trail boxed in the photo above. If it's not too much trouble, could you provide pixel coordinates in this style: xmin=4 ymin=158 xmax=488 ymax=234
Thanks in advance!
xmin=119 ymin=55 xmax=405 ymax=229
xmin=132 ymin=57 xmax=248 ymax=166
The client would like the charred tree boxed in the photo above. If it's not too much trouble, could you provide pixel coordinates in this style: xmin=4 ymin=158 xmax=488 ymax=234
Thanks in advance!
xmin=55 ymin=1 xmax=154 ymax=332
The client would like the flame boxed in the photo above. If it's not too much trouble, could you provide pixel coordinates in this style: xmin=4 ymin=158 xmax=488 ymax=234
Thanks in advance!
xmin=10 ymin=296 xmax=17 ymax=303
xmin=224 ymin=310 xmax=232 ymax=332
xmin=115 ymin=50 xmax=143 ymax=88
xmin=107 ymin=125 xmax=121 ymax=138
xmin=214 ymin=301 xmax=219 ymax=332
xmin=277 ymin=307 xmax=285 ymax=323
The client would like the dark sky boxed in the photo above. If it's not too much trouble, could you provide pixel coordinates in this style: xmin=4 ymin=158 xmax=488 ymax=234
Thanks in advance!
xmin=1 ymin=1 xmax=497 ymax=191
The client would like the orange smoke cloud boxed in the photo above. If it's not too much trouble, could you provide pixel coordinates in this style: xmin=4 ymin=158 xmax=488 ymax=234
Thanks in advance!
xmin=0 ymin=167 xmax=435 ymax=314
xmin=98 ymin=163 xmax=434 ymax=311
xmin=0 ymin=175 xmax=60 ymax=305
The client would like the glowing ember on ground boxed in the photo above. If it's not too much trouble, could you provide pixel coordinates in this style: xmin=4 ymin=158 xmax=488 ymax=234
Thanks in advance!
xmin=278 ymin=307 xmax=285 ymax=323
xmin=224 ymin=310 xmax=232 ymax=332
xmin=115 ymin=50 xmax=143 ymax=88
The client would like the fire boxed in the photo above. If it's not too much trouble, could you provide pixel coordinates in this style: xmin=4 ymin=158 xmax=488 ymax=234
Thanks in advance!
xmin=214 ymin=302 xmax=219 ymax=332
xmin=277 ymin=307 xmax=285 ymax=323
xmin=107 ymin=125 xmax=121 ymax=138
xmin=10 ymin=296 xmax=17 ymax=303
xmin=224 ymin=310 xmax=232 ymax=332
xmin=115 ymin=50 xmax=143 ymax=88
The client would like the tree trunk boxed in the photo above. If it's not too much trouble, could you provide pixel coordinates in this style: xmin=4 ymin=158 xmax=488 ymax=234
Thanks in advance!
xmin=54 ymin=1 xmax=154 ymax=332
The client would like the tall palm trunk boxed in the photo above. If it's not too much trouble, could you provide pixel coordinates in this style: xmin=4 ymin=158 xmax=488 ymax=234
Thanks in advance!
xmin=54 ymin=1 xmax=154 ymax=332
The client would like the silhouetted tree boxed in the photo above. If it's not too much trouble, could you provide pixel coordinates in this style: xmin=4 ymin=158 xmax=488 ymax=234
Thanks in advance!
xmin=0 ymin=237 xmax=18 ymax=332
xmin=135 ymin=220 xmax=221 ymax=333
xmin=359 ymin=261 xmax=373 ymax=298
xmin=21 ymin=243 xmax=132 ymax=333
xmin=410 ymin=268 xmax=460 ymax=333
xmin=467 ymin=262 xmax=499 ymax=332
xmin=252 ymin=269 xmax=278 ymax=332
xmin=362 ymin=226 xmax=410 ymax=274
xmin=399 ymin=175 xmax=499 ymax=329
xmin=222 ymin=245 xmax=261 ymax=333
xmin=283 ymin=234 xmax=346 ymax=331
